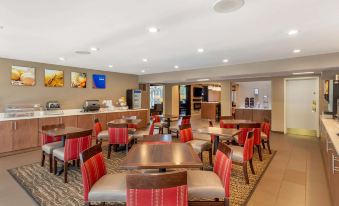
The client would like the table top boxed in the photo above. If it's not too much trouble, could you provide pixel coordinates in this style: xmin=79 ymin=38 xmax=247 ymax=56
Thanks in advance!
xmin=160 ymin=114 xmax=179 ymax=119
xmin=196 ymin=127 xmax=239 ymax=137
xmin=220 ymin=119 xmax=258 ymax=124
xmin=41 ymin=127 xmax=89 ymax=137
xmin=120 ymin=143 xmax=202 ymax=170
xmin=137 ymin=134 xmax=172 ymax=143
xmin=108 ymin=119 xmax=142 ymax=125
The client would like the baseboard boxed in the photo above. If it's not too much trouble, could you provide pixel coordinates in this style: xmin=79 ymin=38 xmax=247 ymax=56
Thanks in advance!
xmin=271 ymin=130 xmax=284 ymax=134
xmin=0 ymin=147 xmax=40 ymax=158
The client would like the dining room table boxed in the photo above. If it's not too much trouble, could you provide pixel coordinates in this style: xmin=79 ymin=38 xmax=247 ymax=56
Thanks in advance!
xmin=120 ymin=142 xmax=202 ymax=172
xmin=136 ymin=134 xmax=172 ymax=144
xmin=159 ymin=114 xmax=179 ymax=133
xmin=107 ymin=118 xmax=142 ymax=134
xmin=196 ymin=127 xmax=239 ymax=154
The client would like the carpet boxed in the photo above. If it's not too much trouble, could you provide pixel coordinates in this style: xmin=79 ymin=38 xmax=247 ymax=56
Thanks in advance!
xmin=8 ymin=145 xmax=275 ymax=206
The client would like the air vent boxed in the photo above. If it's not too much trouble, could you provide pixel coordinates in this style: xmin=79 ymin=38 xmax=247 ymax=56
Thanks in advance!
xmin=213 ymin=0 xmax=245 ymax=13
xmin=75 ymin=51 xmax=91 ymax=55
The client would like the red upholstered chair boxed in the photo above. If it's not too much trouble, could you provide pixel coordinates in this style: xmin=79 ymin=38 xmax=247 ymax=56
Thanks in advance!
xmin=107 ymin=123 xmax=134 ymax=158
xmin=41 ymin=124 xmax=64 ymax=173
xmin=53 ymin=129 xmax=92 ymax=183
xmin=151 ymin=113 xmax=164 ymax=134
xmin=123 ymin=115 xmax=138 ymax=134
xmin=261 ymin=121 xmax=272 ymax=154
xmin=170 ymin=115 xmax=191 ymax=138
xmin=94 ymin=118 xmax=108 ymax=144
xmin=219 ymin=116 xmax=236 ymax=129
xmin=229 ymin=130 xmax=255 ymax=184
xmin=180 ymin=124 xmax=212 ymax=165
xmin=80 ymin=144 xmax=126 ymax=206
xmin=126 ymin=171 xmax=188 ymax=206
xmin=187 ymin=142 xmax=232 ymax=206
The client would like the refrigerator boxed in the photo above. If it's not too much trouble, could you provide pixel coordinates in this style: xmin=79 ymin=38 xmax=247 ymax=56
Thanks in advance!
xmin=126 ymin=89 xmax=142 ymax=109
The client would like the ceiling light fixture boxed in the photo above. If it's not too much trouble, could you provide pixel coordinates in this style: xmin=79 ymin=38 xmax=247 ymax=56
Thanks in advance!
xmin=288 ymin=29 xmax=299 ymax=36
xmin=148 ymin=27 xmax=159 ymax=33
xmin=197 ymin=78 xmax=210 ymax=82
xmin=293 ymin=49 xmax=301 ymax=53
xmin=223 ymin=59 xmax=229 ymax=63
xmin=141 ymin=70 xmax=145 ymax=73
xmin=59 ymin=57 xmax=65 ymax=61
xmin=142 ymin=58 xmax=148 ymax=62
xmin=197 ymin=48 xmax=204 ymax=53
xmin=292 ymin=72 xmax=315 ymax=75
xmin=213 ymin=0 xmax=245 ymax=13
xmin=90 ymin=47 xmax=99 ymax=51
xmin=174 ymin=65 xmax=179 ymax=69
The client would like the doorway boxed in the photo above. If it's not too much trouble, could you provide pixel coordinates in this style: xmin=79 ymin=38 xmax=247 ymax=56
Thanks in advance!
xmin=179 ymin=85 xmax=191 ymax=116
xmin=150 ymin=85 xmax=164 ymax=115
xmin=284 ymin=77 xmax=319 ymax=137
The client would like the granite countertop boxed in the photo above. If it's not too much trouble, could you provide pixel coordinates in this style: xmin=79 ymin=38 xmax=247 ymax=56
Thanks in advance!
xmin=321 ymin=117 xmax=339 ymax=155
xmin=0 ymin=108 xmax=148 ymax=122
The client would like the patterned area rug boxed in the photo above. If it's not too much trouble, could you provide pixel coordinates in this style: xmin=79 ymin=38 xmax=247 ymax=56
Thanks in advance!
xmin=8 ymin=145 xmax=275 ymax=206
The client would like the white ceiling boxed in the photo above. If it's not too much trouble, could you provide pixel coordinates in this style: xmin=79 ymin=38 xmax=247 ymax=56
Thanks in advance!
xmin=0 ymin=0 xmax=339 ymax=75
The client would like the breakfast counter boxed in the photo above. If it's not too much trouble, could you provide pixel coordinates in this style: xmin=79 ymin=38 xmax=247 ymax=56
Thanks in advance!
xmin=235 ymin=107 xmax=271 ymax=122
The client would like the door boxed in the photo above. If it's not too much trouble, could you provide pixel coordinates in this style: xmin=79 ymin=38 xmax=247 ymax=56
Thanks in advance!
xmin=285 ymin=77 xmax=319 ymax=136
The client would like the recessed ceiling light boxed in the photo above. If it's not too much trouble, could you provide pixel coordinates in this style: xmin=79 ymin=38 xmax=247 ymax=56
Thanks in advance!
xmin=141 ymin=70 xmax=145 ymax=73
xmin=174 ymin=65 xmax=179 ymax=69
xmin=59 ymin=57 xmax=65 ymax=61
xmin=293 ymin=49 xmax=301 ymax=53
xmin=148 ymin=27 xmax=159 ymax=33
xmin=197 ymin=78 xmax=210 ymax=82
xmin=90 ymin=47 xmax=99 ymax=51
xmin=108 ymin=65 xmax=113 ymax=68
xmin=197 ymin=48 xmax=204 ymax=53
xmin=288 ymin=30 xmax=299 ymax=36
xmin=223 ymin=59 xmax=229 ymax=63
xmin=292 ymin=72 xmax=315 ymax=75
xmin=142 ymin=58 xmax=148 ymax=62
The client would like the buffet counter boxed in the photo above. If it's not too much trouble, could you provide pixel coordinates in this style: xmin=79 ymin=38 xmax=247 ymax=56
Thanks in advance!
xmin=235 ymin=108 xmax=271 ymax=122
xmin=320 ymin=117 xmax=339 ymax=205
xmin=0 ymin=108 xmax=148 ymax=155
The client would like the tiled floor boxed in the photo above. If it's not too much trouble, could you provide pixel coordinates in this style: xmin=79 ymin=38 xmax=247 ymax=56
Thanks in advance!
xmin=0 ymin=117 xmax=332 ymax=206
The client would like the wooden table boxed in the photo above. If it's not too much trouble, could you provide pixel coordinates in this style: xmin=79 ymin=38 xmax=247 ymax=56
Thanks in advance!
xmin=120 ymin=143 xmax=202 ymax=172
xmin=196 ymin=127 xmax=239 ymax=154
xmin=136 ymin=134 xmax=172 ymax=143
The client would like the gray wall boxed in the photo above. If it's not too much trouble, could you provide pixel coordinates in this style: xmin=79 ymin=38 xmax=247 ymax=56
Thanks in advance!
xmin=0 ymin=57 xmax=138 ymax=111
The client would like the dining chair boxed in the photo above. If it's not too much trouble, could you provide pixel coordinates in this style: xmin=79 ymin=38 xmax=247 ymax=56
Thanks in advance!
xmin=187 ymin=142 xmax=232 ymax=206
xmin=151 ymin=113 xmax=164 ymax=134
xmin=261 ymin=120 xmax=272 ymax=154
xmin=170 ymin=115 xmax=191 ymax=138
xmin=235 ymin=123 xmax=262 ymax=161
xmin=80 ymin=144 xmax=126 ymax=206
xmin=208 ymin=120 xmax=232 ymax=144
xmin=229 ymin=130 xmax=255 ymax=184
xmin=123 ymin=115 xmax=138 ymax=134
xmin=126 ymin=171 xmax=188 ymax=206
xmin=94 ymin=118 xmax=108 ymax=144
xmin=179 ymin=124 xmax=212 ymax=165
xmin=219 ymin=116 xmax=236 ymax=129
xmin=41 ymin=124 xmax=64 ymax=173
xmin=53 ymin=129 xmax=92 ymax=183
xmin=107 ymin=123 xmax=134 ymax=158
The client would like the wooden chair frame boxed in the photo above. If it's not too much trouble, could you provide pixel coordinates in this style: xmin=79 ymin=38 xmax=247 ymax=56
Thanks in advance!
xmin=107 ymin=123 xmax=134 ymax=158
xmin=237 ymin=123 xmax=263 ymax=161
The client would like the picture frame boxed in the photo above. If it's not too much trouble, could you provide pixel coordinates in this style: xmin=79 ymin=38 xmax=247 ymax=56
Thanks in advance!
xmin=11 ymin=66 xmax=36 ymax=86
xmin=45 ymin=69 xmax=64 ymax=87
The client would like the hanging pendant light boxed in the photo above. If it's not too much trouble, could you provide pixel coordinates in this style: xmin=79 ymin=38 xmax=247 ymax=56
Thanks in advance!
xmin=213 ymin=0 xmax=245 ymax=13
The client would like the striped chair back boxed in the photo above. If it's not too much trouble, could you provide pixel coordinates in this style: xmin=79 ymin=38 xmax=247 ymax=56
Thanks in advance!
xmin=180 ymin=115 xmax=191 ymax=126
xmin=152 ymin=115 xmax=161 ymax=123
xmin=237 ymin=123 xmax=261 ymax=145
xmin=94 ymin=119 xmax=102 ymax=138
xmin=149 ymin=123 xmax=155 ymax=135
xmin=80 ymin=144 xmax=107 ymax=202
xmin=64 ymin=129 xmax=92 ymax=161
xmin=243 ymin=131 xmax=255 ymax=161
xmin=262 ymin=122 xmax=271 ymax=140
xmin=41 ymin=124 xmax=65 ymax=145
xmin=179 ymin=124 xmax=193 ymax=143
xmin=108 ymin=124 xmax=129 ymax=144
xmin=219 ymin=116 xmax=236 ymax=129
xmin=213 ymin=143 xmax=232 ymax=200
xmin=127 ymin=171 xmax=188 ymax=206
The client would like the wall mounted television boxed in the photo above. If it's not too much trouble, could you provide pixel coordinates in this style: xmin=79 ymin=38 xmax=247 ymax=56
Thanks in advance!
xmin=193 ymin=87 xmax=203 ymax=97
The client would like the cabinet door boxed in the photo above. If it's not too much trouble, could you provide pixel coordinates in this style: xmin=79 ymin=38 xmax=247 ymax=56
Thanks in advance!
xmin=0 ymin=121 xmax=14 ymax=153
xmin=93 ymin=114 xmax=107 ymax=130
xmin=38 ymin=117 xmax=60 ymax=131
xmin=252 ymin=110 xmax=264 ymax=123
xmin=139 ymin=110 xmax=148 ymax=128
xmin=60 ymin=116 xmax=78 ymax=127
xmin=13 ymin=119 xmax=39 ymax=150
xmin=106 ymin=112 xmax=121 ymax=122
xmin=77 ymin=114 xmax=94 ymax=130
xmin=235 ymin=109 xmax=244 ymax=120
xmin=243 ymin=109 xmax=253 ymax=121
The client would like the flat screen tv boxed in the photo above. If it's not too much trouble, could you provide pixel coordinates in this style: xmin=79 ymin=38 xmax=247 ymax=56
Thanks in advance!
xmin=193 ymin=87 xmax=203 ymax=97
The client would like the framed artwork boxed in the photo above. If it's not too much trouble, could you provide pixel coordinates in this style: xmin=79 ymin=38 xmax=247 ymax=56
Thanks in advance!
xmin=11 ymin=66 xmax=36 ymax=86
xmin=71 ymin=72 xmax=87 ymax=88
xmin=92 ymin=74 xmax=106 ymax=89
xmin=45 ymin=69 xmax=64 ymax=87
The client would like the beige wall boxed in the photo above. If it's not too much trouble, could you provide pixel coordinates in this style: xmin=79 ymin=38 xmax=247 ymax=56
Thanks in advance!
xmin=0 ymin=57 xmax=138 ymax=111
xmin=172 ymin=85 xmax=179 ymax=116
xmin=221 ymin=81 xmax=232 ymax=116
xmin=235 ymin=81 xmax=272 ymax=108
xmin=271 ymin=77 xmax=285 ymax=132
xmin=164 ymin=84 xmax=179 ymax=115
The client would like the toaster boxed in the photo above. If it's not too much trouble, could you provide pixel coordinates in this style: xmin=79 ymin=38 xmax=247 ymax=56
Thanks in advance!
xmin=46 ymin=101 xmax=61 ymax=110
xmin=83 ymin=100 xmax=100 ymax=112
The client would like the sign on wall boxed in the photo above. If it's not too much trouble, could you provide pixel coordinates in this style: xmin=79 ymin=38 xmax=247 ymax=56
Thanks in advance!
xmin=92 ymin=74 xmax=106 ymax=89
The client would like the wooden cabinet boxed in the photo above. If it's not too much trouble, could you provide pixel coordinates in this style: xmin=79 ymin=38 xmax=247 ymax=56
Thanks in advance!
xmin=0 ymin=121 xmax=14 ymax=153
xmin=77 ymin=114 xmax=94 ymax=130
xmin=60 ymin=116 xmax=78 ymax=127
xmin=93 ymin=113 xmax=107 ymax=130
xmin=38 ymin=117 xmax=60 ymax=130
xmin=107 ymin=112 xmax=121 ymax=122
xmin=235 ymin=109 xmax=271 ymax=122
xmin=201 ymin=103 xmax=220 ymax=120
xmin=12 ymin=119 xmax=39 ymax=150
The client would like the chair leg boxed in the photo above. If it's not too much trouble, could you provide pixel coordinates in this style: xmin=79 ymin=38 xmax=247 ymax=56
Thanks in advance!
xmin=113 ymin=144 xmax=118 ymax=152
xmin=176 ymin=131 xmax=179 ymax=138
xmin=49 ymin=153 xmax=53 ymax=173
xmin=53 ymin=158 xmax=58 ymax=175
xmin=77 ymin=159 xmax=80 ymax=167
xmin=242 ymin=161 xmax=249 ymax=184
xmin=249 ymin=159 xmax=255 ymax=175
xmin=257 ymin=145 xmax=263 ymax=161
xmin=64 ymin=161 xmax=68 ymax=183
xmin=224 ymin=199 xmax=229 ymax=206
xmin=107 ymin=144 xmax=112 ymax=159
xmin=267 ymin=140 xmax=272 ymax=154
xmin=209 ymin=148 xmax=213 ymax=166
xmin=126 ymin=144 xmax=129 ymax=153
xmin=95 ymin=139 xmax=98 ymax=145
xmin=41 ymin=151 xmax=45 ymax=167
xmin=261 ymin=140 xmax=266 ymax=149
xmin=72 ymin=160 xmax=76 ymax=166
